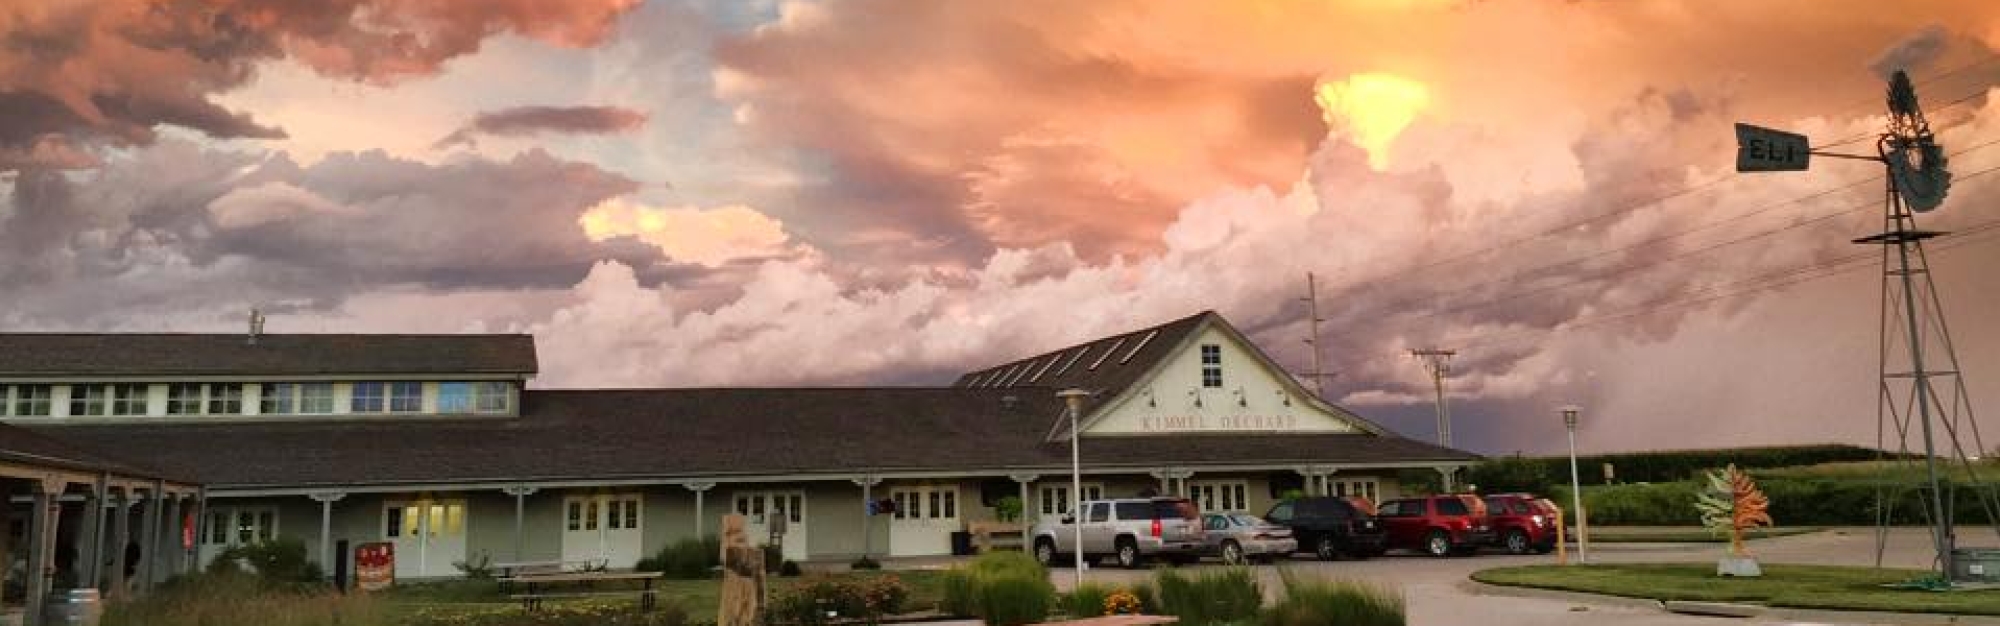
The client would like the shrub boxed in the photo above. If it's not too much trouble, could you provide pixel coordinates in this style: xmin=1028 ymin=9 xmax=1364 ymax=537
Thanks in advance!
xmin=634 ymin=536 xmax=720 ymax=579
xmin=767 ymin=574 xmax=911 ymax=625
xmin=1154 ymin=567 xmax=1262 ymax=625
xmin=401 ymin=599 xmax=692 ymax=626
xmin=780 ymin=560 xmax=804 ymax=577
xmin=205 ymin=538 xmax=324 ymax=586
xmin=939 ymin=551 xmax=1054 ymax=625
xmin=1547 ymin=475 xmax=2000 ymax=526
xmin=850 ymin=556 xmax=881 ymax=570
xmin=454 ymin=551 xmax=495 ymax=580
xmin=1262 ymin=571 xmax=1403 ymax=626
xmin=1104 ymin=588 xmax=1144 ymax=615
xmin=104 ymin=570 xmax=384 ymax=626
xmin=995 ymin=495 xmax=1025 ymax=523
xmin=765 ymin=544 xmax=785 ymax=573
xmin=1060 ymin=582 xmax=1112 ymax=617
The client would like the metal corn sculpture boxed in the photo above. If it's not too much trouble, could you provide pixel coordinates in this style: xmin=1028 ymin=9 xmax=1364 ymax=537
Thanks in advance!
xmin=1696 ymin=464 xmax=1774 ymax=557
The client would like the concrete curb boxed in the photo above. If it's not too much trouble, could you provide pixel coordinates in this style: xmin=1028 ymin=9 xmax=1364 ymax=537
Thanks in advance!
xmin=1461 ymin=579 xmax=2000 ymax=625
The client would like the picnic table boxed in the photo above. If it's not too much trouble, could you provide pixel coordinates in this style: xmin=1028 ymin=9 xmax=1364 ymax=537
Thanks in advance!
xmin=500 ymin=570 xmax=665 ymax=611
xmin=492 ymin=559 xmax=608 ymax=578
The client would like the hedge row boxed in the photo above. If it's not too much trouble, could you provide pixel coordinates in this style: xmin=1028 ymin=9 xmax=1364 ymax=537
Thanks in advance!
xmin=1548 ymin=478 xmax=2000 ymax=526
xmin=1466 ymin=444 xmax=1895 ymax=492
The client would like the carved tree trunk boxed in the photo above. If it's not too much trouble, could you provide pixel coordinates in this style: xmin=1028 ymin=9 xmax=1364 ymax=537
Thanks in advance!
xmin=718 ymin=514 xmax=766 ymax=626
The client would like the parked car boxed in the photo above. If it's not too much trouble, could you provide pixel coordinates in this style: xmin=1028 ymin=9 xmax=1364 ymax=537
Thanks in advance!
xmin=1200 ymin=513 xmax=1298 ymax=565
xmin=1261 ymin=496 xmax=1385 ymax=560
xmin=1375 ymin=495 xmax=1494 ymax=557
xmin=1031 ymin=497 xmax=1205 ymax=569
xmin=1483 ymin=493 xmax=1560 ymax=554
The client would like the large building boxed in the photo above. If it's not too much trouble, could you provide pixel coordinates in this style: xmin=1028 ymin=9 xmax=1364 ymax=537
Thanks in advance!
xmin=3 ymin=311 xmax=1475 ymax=579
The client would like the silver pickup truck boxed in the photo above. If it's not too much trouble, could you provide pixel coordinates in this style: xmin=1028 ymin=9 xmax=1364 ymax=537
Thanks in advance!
xmin=1030 ymin=497 xmax=1205 ymax=568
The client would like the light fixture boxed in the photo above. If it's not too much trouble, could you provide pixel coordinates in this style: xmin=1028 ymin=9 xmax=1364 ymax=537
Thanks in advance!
xmin=1145 ymin=387 xmax=1156 ymax=408
xmin=1188 ymin=388 xmax=1202 ymax=408
xmin=1234 ymin=387 xmax=1247 ymax=407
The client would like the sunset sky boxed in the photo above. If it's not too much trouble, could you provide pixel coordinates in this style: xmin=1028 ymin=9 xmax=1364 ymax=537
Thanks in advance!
xmin=5 ymin=0 xmax=2000 ymax=456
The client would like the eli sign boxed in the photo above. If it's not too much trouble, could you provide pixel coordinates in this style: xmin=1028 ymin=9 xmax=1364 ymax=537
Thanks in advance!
xmin=1735 ymin=123 xmax=1810 ymax=172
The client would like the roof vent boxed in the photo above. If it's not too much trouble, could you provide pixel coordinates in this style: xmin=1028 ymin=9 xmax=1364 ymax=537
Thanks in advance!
xmin=1000 ymin=395 xmax=1020 ymax=410
xmin=247 ymin=308 xmax=266 ymax=345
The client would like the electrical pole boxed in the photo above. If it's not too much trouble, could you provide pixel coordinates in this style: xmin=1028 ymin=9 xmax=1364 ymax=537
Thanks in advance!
xmin=1299 ymin=273 xmax=1332 ymax=398
xmin=1413 ymin=348 xmax=1457 ymax=491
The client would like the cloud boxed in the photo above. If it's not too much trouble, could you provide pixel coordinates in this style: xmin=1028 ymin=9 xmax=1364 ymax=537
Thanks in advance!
xmin=1314 ymin=73 xmax=1431 ymax=171
xmin=1871 ymin=25 xmax=1954 ymax=79
xmin=578 ymin=199 xmax=804 ymax=267
xmin=0 ymin=0 xmax=639 ymax=171
xmin=434 ymin=105 xmax=650 ymax=149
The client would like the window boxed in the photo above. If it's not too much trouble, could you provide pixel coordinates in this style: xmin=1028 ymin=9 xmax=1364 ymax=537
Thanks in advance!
xmin=351 ymin=382 xmax=385 ymax=412
xmin=388 ymin=382 xmax=422 ymax=412
xmin=387 ymin=507 xmax=405 ymax=538
xmin=1200 ymin=344 xmax=1223 ymax=388
xmin=1113 ymin=502 xmax=1150 ymax=520
xmin=210 ymin=508 xmax=280 ymax=545
xmin=0 ymin=385 xmax=8 ymax=416
xmin=109 ymin=384 xmax=148 ymax=416
xmin=299 ymin=383 xmax=334 ymax=413
xmin=70 ymin=385 xmax=108 ymax=416
xmin=1436 ymin=498 xmax=1469 ymax=516
xmin=1087 ymin=503 xmax=1110 ymax=523
xmin=208 ymin=512 xmax=229 ymax=544
xmin=623 ymin=499 xmax=640 ymax=529
xmin=207 ymin=383 xmax=242 ymax=414
xmin=260 ymin=383 xmax=296 ymax=414
xmin=585 ymin=501 xmax=599 ymax=531
xmin=438 ymin=382 xmax=473 ymax=413
xmin=1266 ymin=502 xmax=1294 ymax=523
xmin=1038 ymin=484 xmax=1102 ymax=518
xmin=566 ymin=501 xmax=582 ymax=531
xmin=167 ymin=384 xmax=205 ymax=415
xmin=11 ymin=385 xmax=51 ymax=416
xmin=474 ymin=382 xmax=511 ymax=413
xmin=1191 ymin=481 xmax=1249 ymax=513
xmin=1332 ymin=478 xmax=1379 ymax=502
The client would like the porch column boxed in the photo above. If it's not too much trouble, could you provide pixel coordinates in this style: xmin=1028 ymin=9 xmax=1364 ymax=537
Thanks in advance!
xmin=159 ymin=495 xmax=183 ymax=582
xmin=851 ymin=476 xmax=881 ymax=560
xmin=309 ymin=492 xmax=347 ymax=577
xmin=682 ymin=483 xmax=715 ymax=539
xmin=1437 ymin=466 xmax=1462 ymax=493
xmin=107 ymin=487 xmax=130 ymax=600
xmin=140 ymin=481 xmax=164 ymax=594
xmin=1175 ymin=471 xmax=1194 ymax=497
xmin=24 ymin=479 xmax=62 ymax=626
xmin=1008 ymin=474 xmax=1039 ymax=523
xmin=78 ymin=474 xmax=107 ymax=587
xmin=500 ymin=486 xmax=537 ymax=562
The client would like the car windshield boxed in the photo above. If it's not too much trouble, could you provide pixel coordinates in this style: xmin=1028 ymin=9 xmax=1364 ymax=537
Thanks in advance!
xmin=1157 ymin=500 xmax=1199 ymax=520
xmin=1228 ymin=514 xmax=1265 ymax=527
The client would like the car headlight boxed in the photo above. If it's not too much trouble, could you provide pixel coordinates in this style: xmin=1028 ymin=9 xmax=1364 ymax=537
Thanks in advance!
xmin=1531 ymin=514 xmax=1545 ymax=527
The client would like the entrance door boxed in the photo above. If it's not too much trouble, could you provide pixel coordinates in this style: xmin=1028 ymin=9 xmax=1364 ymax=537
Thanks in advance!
xmin=887 ymin=486 xmax=960 ymax=556
xmin=383 ymin=500 xmax=466 ymax=578
xmin=562 ymin=494 xmax=645 ymax=568
xmin=733 ymin=491 xmax=807 ymax=562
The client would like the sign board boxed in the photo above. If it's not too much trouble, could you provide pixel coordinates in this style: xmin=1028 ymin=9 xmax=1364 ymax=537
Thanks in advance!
xmin=354 ymin=542 xmax=395 ymax=592
xmin=182 ymin=511 xmax=196 ymax=550
xmin=1735 ymin=123 xmax=1810 ymax=172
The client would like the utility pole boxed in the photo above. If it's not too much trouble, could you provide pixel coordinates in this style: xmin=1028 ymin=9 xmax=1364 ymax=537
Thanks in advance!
xmin=1412 ymin=348 xmax=1458 ymax=491
xmin=1299 ymin=273 xmax=1332 ymax=398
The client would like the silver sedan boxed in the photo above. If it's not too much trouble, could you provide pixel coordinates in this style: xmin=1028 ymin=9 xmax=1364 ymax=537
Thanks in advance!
xmin=1201 ymin=513 xmax=1298 ymax=565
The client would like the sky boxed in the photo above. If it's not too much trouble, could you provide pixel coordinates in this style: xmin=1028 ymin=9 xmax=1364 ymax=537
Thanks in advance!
xmin=4 ymin=0 xmax=2000 ymax=457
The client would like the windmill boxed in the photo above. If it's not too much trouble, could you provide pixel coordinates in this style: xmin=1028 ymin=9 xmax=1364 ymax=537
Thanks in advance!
xmin=1737 ymin=70 xmax=1993 ymax=584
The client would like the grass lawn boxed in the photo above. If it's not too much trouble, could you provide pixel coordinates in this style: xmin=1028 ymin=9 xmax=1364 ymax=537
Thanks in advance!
xmin=1586 ymin=526 xmax=1822 ymax=543
xmin=381 ymin=569 xmax=949 ymax=619
xmin=1473 ymin=563 xmax=2000 ymax=615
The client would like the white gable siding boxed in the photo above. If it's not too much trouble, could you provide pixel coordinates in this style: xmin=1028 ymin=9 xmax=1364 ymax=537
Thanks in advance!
xmin=1085 ymin=326 xmax=1360 ymax=436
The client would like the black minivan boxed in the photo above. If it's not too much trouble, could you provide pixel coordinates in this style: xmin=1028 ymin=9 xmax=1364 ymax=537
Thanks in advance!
xmin=1262 ymin=496 xmax=1386 ymax=560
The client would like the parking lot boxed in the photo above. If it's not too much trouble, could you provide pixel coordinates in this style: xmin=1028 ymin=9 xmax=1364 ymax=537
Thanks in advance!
xmin=1033 ymin=527 xmax=1970 ymax=626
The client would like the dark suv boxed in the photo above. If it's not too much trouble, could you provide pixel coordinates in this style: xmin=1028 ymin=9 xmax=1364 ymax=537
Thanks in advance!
xmin=1262 ymin=496 xmax=1385 ymax=560
xmin=1483 ymin=493 xmax=1559 ymax=554
xmin=1376 ymin=495 xmax=1494 ymax=557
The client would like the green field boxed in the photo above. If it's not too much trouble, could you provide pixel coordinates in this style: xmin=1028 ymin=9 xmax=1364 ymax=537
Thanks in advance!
xmin=1473 ymin=563 xmax=2000 ymax=615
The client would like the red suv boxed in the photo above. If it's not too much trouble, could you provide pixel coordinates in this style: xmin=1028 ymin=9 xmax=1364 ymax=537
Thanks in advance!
xmin=1483 ymin=493 xmax=1560 ymax=554
xmin=1375 ymin=495 xmax=1494 ymax=557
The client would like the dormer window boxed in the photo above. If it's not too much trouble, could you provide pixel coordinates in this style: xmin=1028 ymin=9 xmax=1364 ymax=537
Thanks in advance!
xmin=389 ymin=382 xmax=423 ymax=412
xmin=167 ymin=384 xmax=205 ymax=415
xmin=0 ymin=385 xmax=51 ymax=417
xmin=1200 ymin=344 xmax=1223 ymax=388
xmin=208 ymin=383 xmax=243 ymax=414
xmin=262 ymin=382 xmax=335 ymax=415
xmin=474 ymin=382 xmax=511 ymax=413
xmin=439 ymin=382 xmax=510 ymax=414
xmin=351 ymin=383 xmax=386 ymax=413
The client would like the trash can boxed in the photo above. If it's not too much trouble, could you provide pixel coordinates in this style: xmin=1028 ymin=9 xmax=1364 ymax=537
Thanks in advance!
xmin=950 ymin=531 xmax=974 ymax=556
xmin=1952 ymin=548 xmax=2000 ymax=582
xmin=43 ymin=588 xmax=101 ymax=626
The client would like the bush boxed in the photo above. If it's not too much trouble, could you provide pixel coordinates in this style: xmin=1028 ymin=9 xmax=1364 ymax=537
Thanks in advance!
xmin=765 ymin=544 xmax=786 ymax=573
xmin=939 ymin=551 xmax=1054 ymax=625
xmin=1154 ymin=567 xmax=1262 ymax=625
xmin=767 ymin=574 xmax=911 ymax=625
xmin=104 ymin=570 xmax=384 ymax=626
xmin=635 ymin=536 xmax=720 ymax=579
xmin=402 ymin=599 xmax=692 ymax=626
xmin=1262 ymin=571 xmax=1403 ymax=626
xmin=850 ymin=556 xmax=881 ymax=570
xmin=1060 ymin=582 xmax=1112 ymax=617
xmin=454 ymin=552 xmax=495 ymax=580
xmin=780 ymin=560 xmax=804 ymax=577
xmin=1550 ymin=475 xmax=2000 ymax=526
xmin=1467 ymin=445 xmax=1894 ymax=492
xmin=206 ymin=538 xmax=324 ymax=586
xmin=995 ymin=495 xmax=1025 ymax=523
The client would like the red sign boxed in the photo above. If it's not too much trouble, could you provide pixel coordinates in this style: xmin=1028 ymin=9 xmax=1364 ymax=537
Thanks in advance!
xmin=355 ymin=542 xmax=395 ymax=592
xmin=182 ymin=511 xmax=196 ymax=550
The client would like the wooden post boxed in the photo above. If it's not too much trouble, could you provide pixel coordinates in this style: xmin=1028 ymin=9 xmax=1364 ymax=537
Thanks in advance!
xmin=717 ymin=514 xmax=765 ymax=626
xmin=1555 ymin=507 xmax=1568 ymax=566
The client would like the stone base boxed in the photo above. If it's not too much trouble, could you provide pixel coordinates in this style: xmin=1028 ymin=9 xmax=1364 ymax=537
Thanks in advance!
xmin=1717 ymin=556 xmax=1763 ymax=577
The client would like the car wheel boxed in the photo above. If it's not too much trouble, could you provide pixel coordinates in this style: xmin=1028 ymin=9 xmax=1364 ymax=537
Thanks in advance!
xmin=1425 ymin=530 xmax=1452 ymax=558
xmin=1221 ymin=541 xmax=1245 ymax=566
xmin=1034 ymin=538 xmax=1057 ymax=566
xmin=1503 ymin=529 xmax=1531 ymax=555
xmin=1116 ymin=539 xmax=1142 ymax=569
xmin=1315 ymin=537 xmax=1341 ymax=561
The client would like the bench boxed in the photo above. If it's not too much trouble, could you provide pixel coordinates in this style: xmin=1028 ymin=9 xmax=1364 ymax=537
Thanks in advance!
xmin=499 ymin=571 xmax=664 ymax=611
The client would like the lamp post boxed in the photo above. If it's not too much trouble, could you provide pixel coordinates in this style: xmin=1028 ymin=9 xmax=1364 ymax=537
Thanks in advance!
xmin=1561 ymin=405 xmax=1589 ymax=564
xmin=1057 ymin=389 xmax=1091 ymax=588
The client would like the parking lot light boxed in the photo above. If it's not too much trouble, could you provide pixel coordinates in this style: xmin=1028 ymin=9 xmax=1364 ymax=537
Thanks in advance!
xmin=1058 ymin=388 xmax=1091 ymax=587
xmin=1560 ymin=405 xmax=1588 ymax=564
